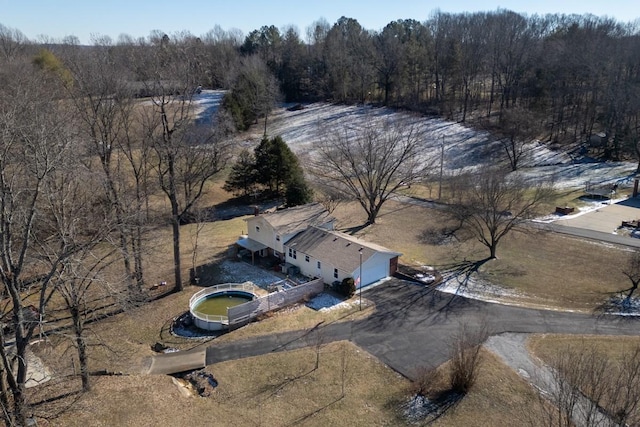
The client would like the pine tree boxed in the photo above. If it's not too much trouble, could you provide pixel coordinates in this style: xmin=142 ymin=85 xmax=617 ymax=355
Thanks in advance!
xmin=223 ymin=149 xmax=258 ymax=196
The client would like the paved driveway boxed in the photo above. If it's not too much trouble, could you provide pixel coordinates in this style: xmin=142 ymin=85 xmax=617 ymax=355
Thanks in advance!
xmin=553 ymin=196 xmax=640 ymax=234
xmin=202 ymin=279 xmax=640 ymax=379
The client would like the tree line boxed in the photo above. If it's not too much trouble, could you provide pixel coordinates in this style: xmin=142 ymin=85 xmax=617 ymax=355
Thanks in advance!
xmin=5 ymin=9 xmax=640 ymax=159
xmin=239 ymin=11 xmax=640 ymax=163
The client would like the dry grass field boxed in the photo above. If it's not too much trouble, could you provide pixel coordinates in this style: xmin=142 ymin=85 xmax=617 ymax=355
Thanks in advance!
xmin=330 ymin=199 xmax=629 ymax=310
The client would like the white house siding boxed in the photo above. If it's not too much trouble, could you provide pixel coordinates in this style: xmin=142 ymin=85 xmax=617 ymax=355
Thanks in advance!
xmin=284 ymin=251 xmax=346 ymax=284
xmin=286 ymin=250 xmax=395 ymax=287
xmin=246 ymin=216 xmax=278 ymax=251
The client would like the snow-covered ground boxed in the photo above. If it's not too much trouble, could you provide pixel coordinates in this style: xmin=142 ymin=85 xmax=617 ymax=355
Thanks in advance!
xmin=192 ymin=90 xmax=225 ymax=125
xmin=267 ymin=102 xmax=638 ymax=190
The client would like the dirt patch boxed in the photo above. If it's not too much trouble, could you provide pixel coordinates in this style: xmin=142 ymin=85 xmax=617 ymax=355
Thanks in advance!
xmin=172 ymin=369 xmax=218 ymax=397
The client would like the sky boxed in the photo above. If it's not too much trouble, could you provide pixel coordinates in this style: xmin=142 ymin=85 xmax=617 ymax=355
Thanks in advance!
xmin=2 ymin=0 xmax=640 ymax=44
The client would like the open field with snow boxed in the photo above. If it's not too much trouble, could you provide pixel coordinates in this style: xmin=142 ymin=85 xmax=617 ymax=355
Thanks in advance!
xmin=266 ymin=102 xmax=638 ymax=190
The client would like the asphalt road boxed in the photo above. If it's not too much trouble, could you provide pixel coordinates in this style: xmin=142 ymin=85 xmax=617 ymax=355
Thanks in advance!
xmin=204 ymin=279 xmax=640 ymax=379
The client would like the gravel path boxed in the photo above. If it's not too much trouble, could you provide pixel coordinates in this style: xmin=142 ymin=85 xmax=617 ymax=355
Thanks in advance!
xmin=485 ymin=333 xmax=617 ymax=427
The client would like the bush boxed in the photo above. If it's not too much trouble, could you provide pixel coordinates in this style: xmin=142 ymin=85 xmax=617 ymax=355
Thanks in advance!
xmin=337 ymin=277 xmax=356 ymax=298
xmin=449 ymin=323 xmax=487 ymax=393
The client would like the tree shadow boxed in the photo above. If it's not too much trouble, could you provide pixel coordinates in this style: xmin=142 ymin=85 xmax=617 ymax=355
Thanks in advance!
xmin=356 ymin=262 xmax=488 ymax=333
xmin=593 ymin=289 xmax=640 ymax=320
xmin=436 ymin=258 xmax=492 ymax=303
xmin=402 ymin=390 xmax=464 ymax=425
xmin=284 ymin=395 xmax=345 ymax=426
xmin=198 ymin=196 xmax=283 ymax=222
xmin=418 ymin=224 xmax=464 ymax=246
xmin=340 ymin=223 xmax=370 ymax=235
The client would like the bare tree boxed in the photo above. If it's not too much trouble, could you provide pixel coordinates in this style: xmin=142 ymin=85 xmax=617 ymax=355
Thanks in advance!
xmin=314 ymin=182 xmax=347 ymax=214
xmin=536 ymin=342 xmax=640 ymax=427
xmin=0 ymin=61 xmax=111 ymax=424
xmin=454 ymin=168 xmax=552 ymax=259
xmin=497 ymin=106 xmax=541 ymax=171
xmin=0 ymin=24 xmax=28 ymax=62
xmin=449 ymin=322 xmax=488 ymax=394
xmin=621 ymin=249 xmax=640 ymax=304
xmin=54 ymin=246 xmax=117 ymax=392
xmin=136 ymin=39 xmax=231 ymax=292
xmin=310 ymin=115 xmax=431 ymax=225
xmin=189 ymin=206 xmax=207 ymax=285
xmin=63 ymin=36 xmax=148 ymax=299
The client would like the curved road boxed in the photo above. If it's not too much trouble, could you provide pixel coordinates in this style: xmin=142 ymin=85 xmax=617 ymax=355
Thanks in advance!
xmin=202 ymin=279 xmax=639 ymax=379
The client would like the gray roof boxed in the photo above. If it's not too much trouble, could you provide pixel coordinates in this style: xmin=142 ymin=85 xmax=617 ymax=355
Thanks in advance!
xmin=258 ymin=203 xmax=335 ymax=236
xmin=286 ymin=226 xmax=401 ymax=273
xmin=236 ymin=236 xmax=268 ymax=252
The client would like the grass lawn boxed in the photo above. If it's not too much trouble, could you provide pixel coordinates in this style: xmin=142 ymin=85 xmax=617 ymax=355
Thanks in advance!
xmin=38 ymin=341 xmax=410 ymax=427
xmin=330 ymin=199 xmax=630 ymax=310
xmin=528 ymin=334 xmax=640 ymax=366
xmin=39 ymin=341 xmax=553 ymax=427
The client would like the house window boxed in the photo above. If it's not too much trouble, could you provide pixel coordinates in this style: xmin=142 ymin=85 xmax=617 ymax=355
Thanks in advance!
xmin=333 ymin=268 xmax=338 ymax=279
xmin=276 ymin=235 xmax=280 ymax=241
xmin=255 ymin=226 xmax=260 ymax=232
xmin=305 ymin=255 xmax=310 ymax=262
xmin=288 ymin=248 xmax=297 ymax=259
xmin=317 ymin=261 xmax=321 ymax=269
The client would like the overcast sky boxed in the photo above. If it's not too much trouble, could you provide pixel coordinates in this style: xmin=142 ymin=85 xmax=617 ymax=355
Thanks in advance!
xmin=2 ymin=0 xmax=639 ymax=44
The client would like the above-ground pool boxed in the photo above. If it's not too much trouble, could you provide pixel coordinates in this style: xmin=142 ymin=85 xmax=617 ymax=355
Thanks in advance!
xmin=189 ymin=284 xmax=257 ymax=331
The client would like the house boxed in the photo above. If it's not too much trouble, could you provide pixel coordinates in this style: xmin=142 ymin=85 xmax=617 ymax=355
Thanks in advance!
xmin=236 ymin=203 xmax=401 ymax=287
xmin=284 ymin=226 xmax=401 ymax=289
xmin=236 ymin=203 xmax=335 ymax=263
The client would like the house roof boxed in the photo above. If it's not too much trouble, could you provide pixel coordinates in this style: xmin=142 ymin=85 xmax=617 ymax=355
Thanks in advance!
xmin=236 ymin=236 xmax=268 ymax=252
xmin=253 ymin=203 xmax=335 ymax=236
xmin=286 ymin=226 xmax=401 ymax=273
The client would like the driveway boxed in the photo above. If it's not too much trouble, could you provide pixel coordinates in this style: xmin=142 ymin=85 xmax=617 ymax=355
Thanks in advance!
xmin=202 ymin=279 xmax=640 ymax=379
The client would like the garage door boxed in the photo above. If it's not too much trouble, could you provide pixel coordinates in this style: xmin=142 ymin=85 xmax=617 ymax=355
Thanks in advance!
xmin=361 ymin=254 xmax=388 ymax=288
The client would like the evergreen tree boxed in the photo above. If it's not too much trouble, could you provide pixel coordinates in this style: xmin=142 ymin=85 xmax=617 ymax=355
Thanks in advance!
xmin=285 ymin=172 xmax=313 ymax=206
xmin=223 ymin=148 xmax=258 ymax=196
xmin=254 ymin=135 xmax=300 ymax=195
xmin=225 ymin=136 xmax=312 ymax=203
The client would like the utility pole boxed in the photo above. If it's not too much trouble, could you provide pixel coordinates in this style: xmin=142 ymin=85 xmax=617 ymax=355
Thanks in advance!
xmin=359 ymin=248 xmax=363 ymax=311
xmin=438 ymin=135 xmax=444 ymax=200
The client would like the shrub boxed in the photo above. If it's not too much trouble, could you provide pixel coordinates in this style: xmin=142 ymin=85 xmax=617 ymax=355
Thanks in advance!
xmin=449 ymin=323 xmax=487 ymax=394
xmin=338 ymin=277 xmax=356 ymax=298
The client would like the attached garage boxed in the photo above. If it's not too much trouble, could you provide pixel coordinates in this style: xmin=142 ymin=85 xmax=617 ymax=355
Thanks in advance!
xmin=284 ymin=226 xmax=402 ymax=288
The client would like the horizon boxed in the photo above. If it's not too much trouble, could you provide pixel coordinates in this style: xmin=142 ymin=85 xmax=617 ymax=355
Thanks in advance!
xmin=1 ymin=0 xmax=640 ymax=45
